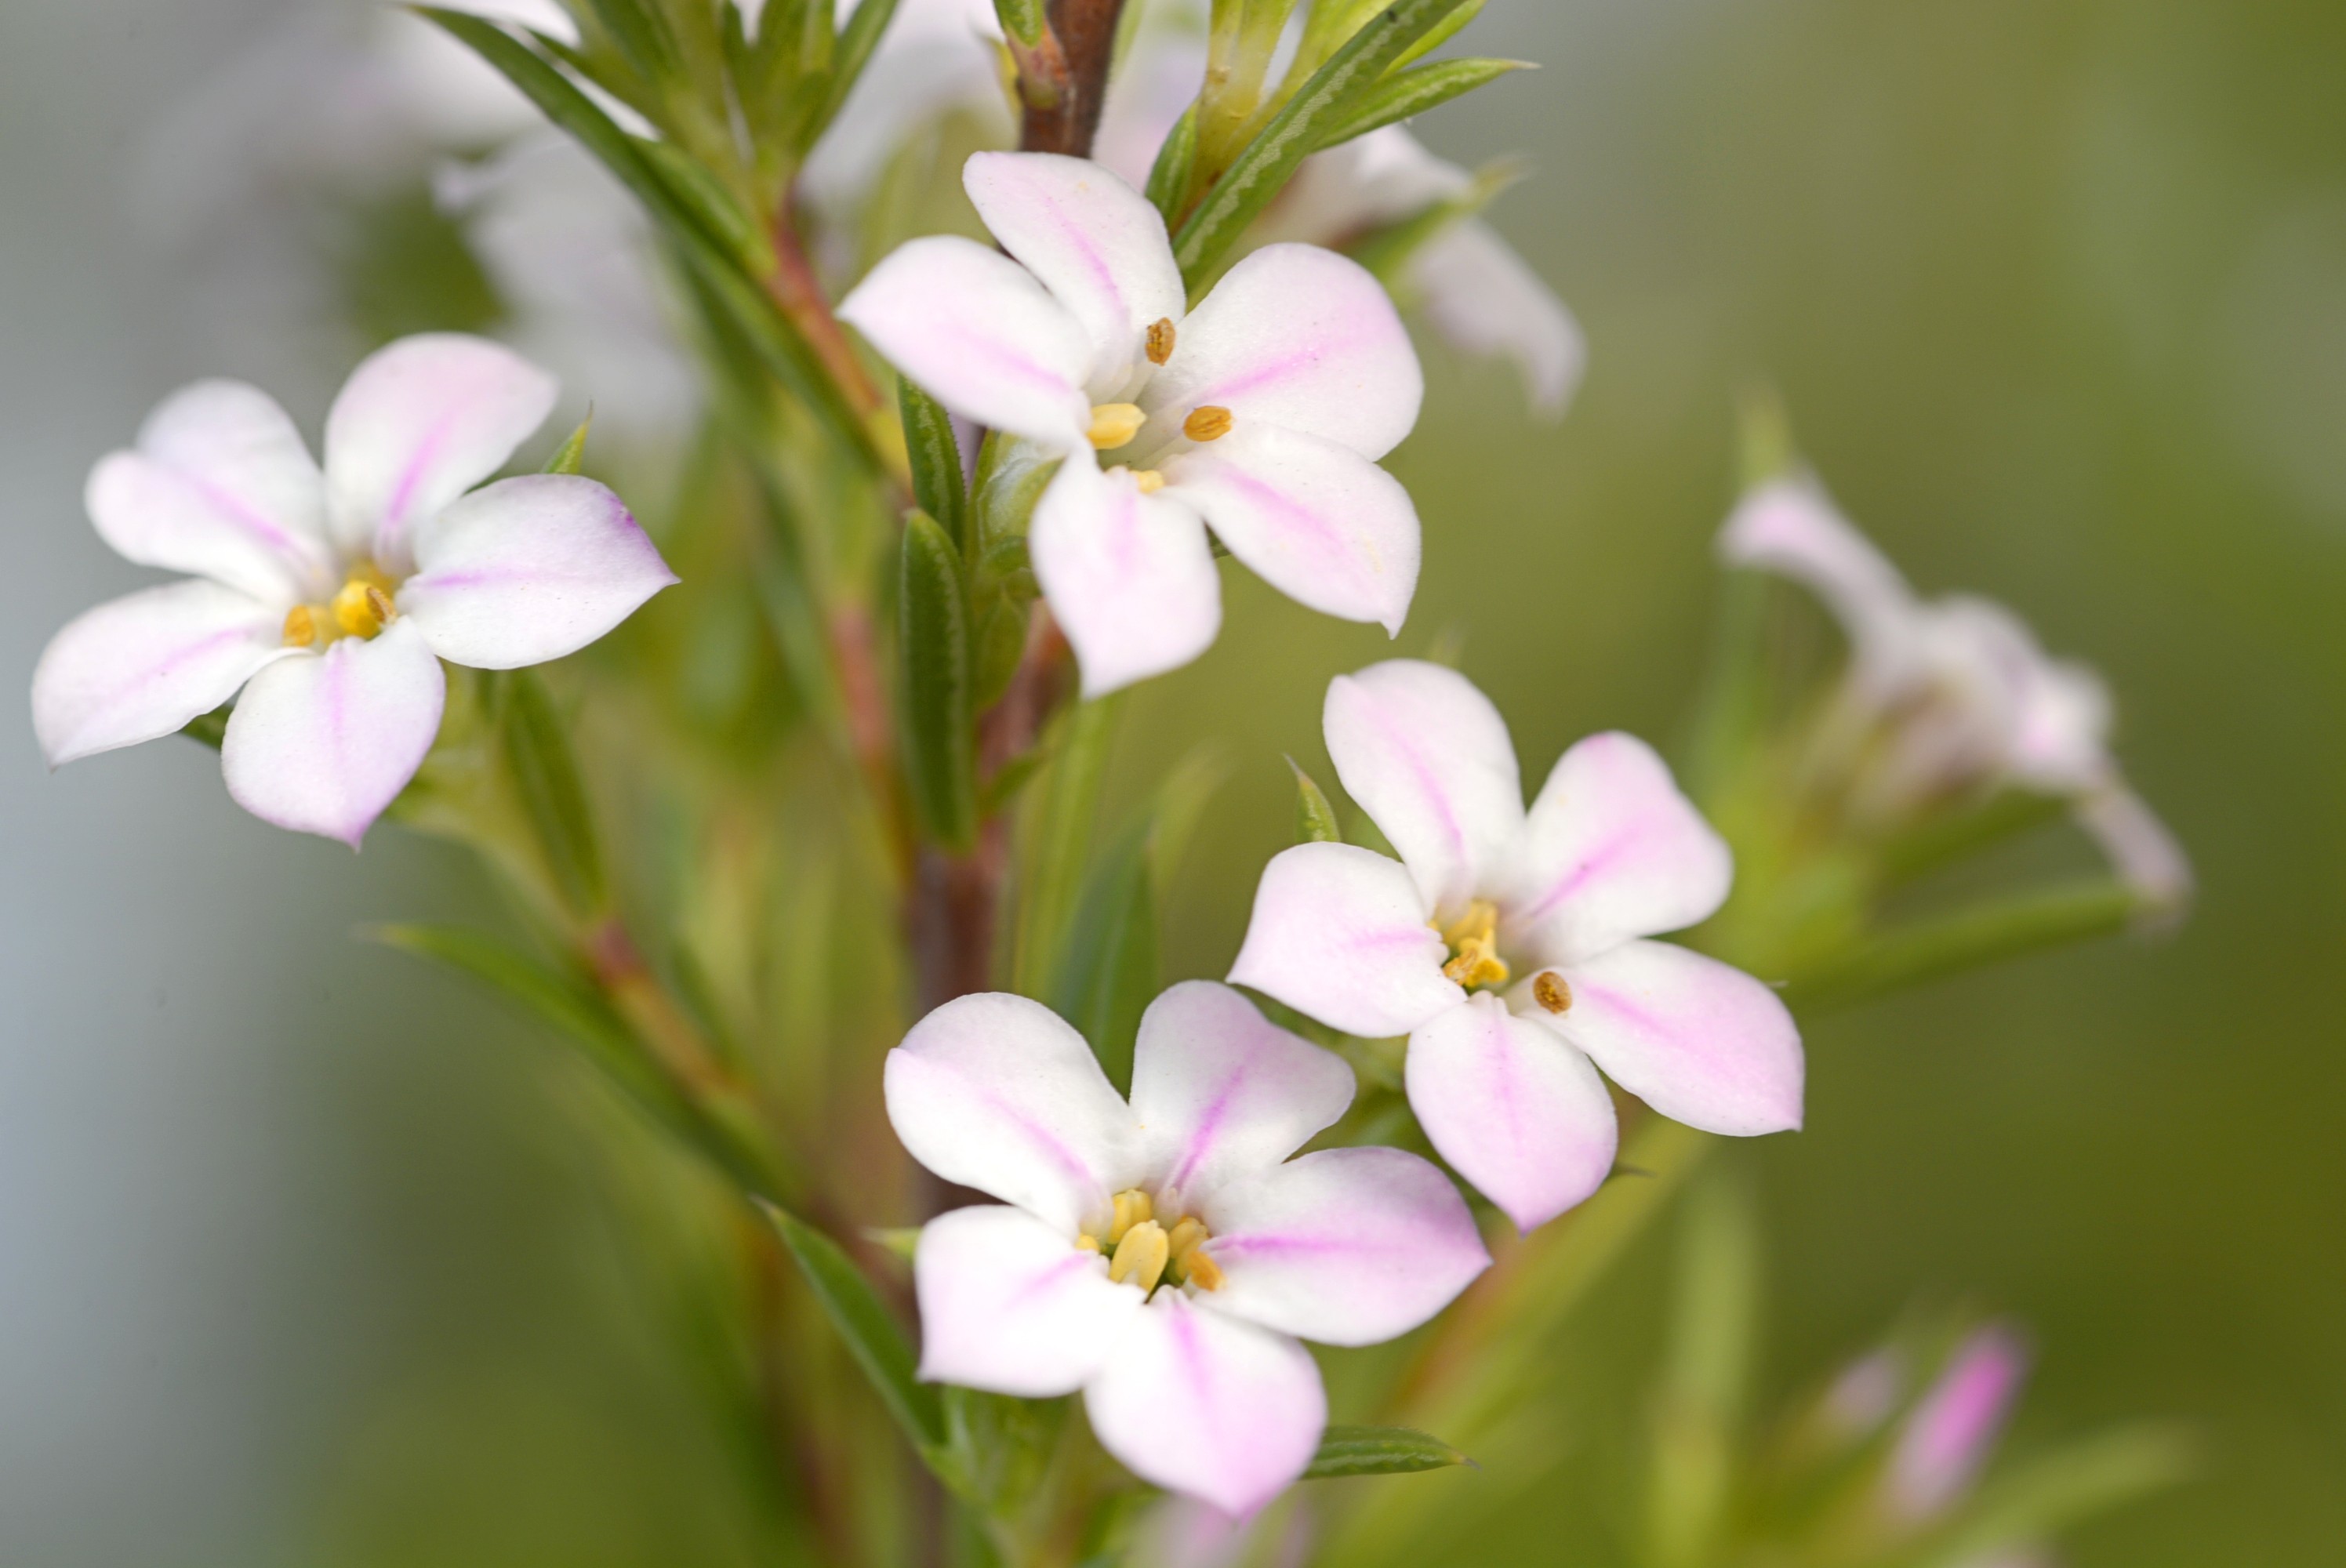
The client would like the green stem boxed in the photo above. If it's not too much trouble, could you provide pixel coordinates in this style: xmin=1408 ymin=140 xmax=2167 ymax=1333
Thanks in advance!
xmin=1788 ymin=880 xmax=2140 ymax=1014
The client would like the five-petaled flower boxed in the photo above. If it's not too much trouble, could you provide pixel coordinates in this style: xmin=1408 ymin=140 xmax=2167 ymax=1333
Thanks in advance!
xmin=839 ymin=151 xmax=1425 ymax=698
xmin=31 ymin=333 xmax=677 ymax=845
xmin=1229 ymin=660 xmax=1804 ymax=1232
xmin=887 ymin=980 xmax=1489 ymax=1516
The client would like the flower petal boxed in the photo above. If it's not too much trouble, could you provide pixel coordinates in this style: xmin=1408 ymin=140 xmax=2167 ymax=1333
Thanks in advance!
xmin=1164 ymin=423 xmax=1420 ymax=635
xmin=884 ymin=992 xmax=1141 ymax=1236
xmin=1140 ymin=243 xmax=1422 ymax=460
xmin=1505 ymin=731 xmax=1731 ymax=966
xmin=1029 ymin=458 xmax=1221 ymax=698
xmin=1887 ymin=1324 xmax=2029 ymax=1520
xmin=964 ymin=151 xmax=1186 ymax=395
xmin=399 ymin=474 xmax=677 ymax=669
xmin=87 ymin=379 xmax=332 ymax=603
xmin=1226 ymin=842 xmax=1460 ymax=1040
xmin=1084 ymin=1293 xmax=1325 ymax=1517
xmin=1717 ymin=478 xmax=1919 ymax=700
xmin=1405 ymin=993 xmax=1618 ymax=1233
xmin=1323 ymin=660 xmax=1523 ymax=916
xmin=1203 ymin=1145 xmax=1488 ymax=1346
xmin=1534 ymin=939 xmax=1803 ymax=1137
xmin=31 ymin=580 xmax=289 ymax=766
xmin=220 ymin=617 xmax=446 ymax=847
xmin=322 ymin=332 xmax=560 ymax=568
xmin=913 ymin=1204 xmax=1143 ymax=1397
xmin=2075 ymin=783 xmax=2193 ymax=916
xmin=1409 ymin=219 xmax=1586 ymax=419
xmin=1130 ymin=981 xmax=1355 ymax=1206
xmin=837 ymin=234 xmax=1094 ymax=450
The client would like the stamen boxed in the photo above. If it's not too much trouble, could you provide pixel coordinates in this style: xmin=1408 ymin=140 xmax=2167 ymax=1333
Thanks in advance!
xmin=1182 ymin=405 xmax=1233 ymax=443
xmin=1184 ymin=1250 xmax=1225 ymax=1291
xmin=1440 ymin=900 xmax=1511 ymax=989
xmin=1107 ymin=1219 xmax=1170 ymax=1293
xmin=1088 ymin=402 xmax=1146 ymax=449
xmin=1105 ymin=1188 xmax=1153 ymax=1246
xmin=1163 ymin=1215 xmax=1224 ymax=1291
xmin=1131 ymin=469 xmax=1167 ymax=495
xmin=329 ymin=564 xmax=398 ymax=641
xmin=1075 ymin=1233 xmax=1101 ymax=1254
xmin=1146 ymin=317 xmax=1176 ymax=365
xmin=281 ymin=605 xmax=318 ymax=648
xmin=1533 ymin=971 xmax=1573 ymax=1015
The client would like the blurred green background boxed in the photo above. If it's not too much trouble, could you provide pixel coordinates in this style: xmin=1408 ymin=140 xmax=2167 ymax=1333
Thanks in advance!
xmin=3 ymin=1 xmax=2341 ymax=1564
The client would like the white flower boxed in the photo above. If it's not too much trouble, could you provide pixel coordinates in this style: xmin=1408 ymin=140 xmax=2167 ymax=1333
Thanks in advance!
xmin=31 ymin=334 xmax=677 ymax=846
xmin=840 ymin=152 xmax=1425 ymax=696
xmin=887 ymin=982 xmax=1490 ymax=1515
xmin=1229 ymin=661 xmax=1804 ymax=1232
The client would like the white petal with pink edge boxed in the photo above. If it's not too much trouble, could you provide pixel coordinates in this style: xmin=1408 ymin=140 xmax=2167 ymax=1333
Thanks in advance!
xmin=1140 ymin=243 xmax=1422 ymax=460
xmin=32 ymin=581 xmax=292 ymax=767
xmin=964 ymin=152 xmax=1184 ymax=394
xmin=323 ymin=333 xmax=559 ymax=569
xmin=1028 ymin=459 xmax=1221 ymax=699
xmin=1505 ymin=731 xmax=1732 ymax=967
xmin=884 ymin=992 xmax=1142 ymax=1236
xmin=912 ymin=1205 xmax=1143 ymax=1398
xmin=1405 ymin=993 xmax=1619 ymax=1233
xmin=1083 ymin=1292 xmax=1327 ymax=1518
xmin=837 ymin=235 xmax=1095 ymax=450
xmin=1128 ymin=981 xmax=1354 ymax=1207
xmin=1534 ymin=938 xmax=1803 ymax=1137
xmin=88 ymin=379 xmax=331 ymax=604
xmin=1202 ymin=1145 xmax=1488 ymax=1346
xmin=1718 ymin=479 xmax=1919 ymax=699
xmin=1164 ymin=423 xmax=1420 ymax=635
xmin=400 ymin=474 xmax=677 ymax=670
xmin=1323 ymin=660 xmax=1523 ymax=916
xmin=1226 ymin=842 xmax=1460 ymax=1040
xmin=220 ymin=617 xmax=447 ymax=848
xmin=1410 ymin=218 xmax=1586 ymax=419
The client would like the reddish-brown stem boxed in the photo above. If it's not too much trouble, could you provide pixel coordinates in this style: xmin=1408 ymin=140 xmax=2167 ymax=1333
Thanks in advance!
xmin=767 ymin=210 xmax=884 ymax=424
xmin=1014 ymin=0 xmax=1131 ymax=158
xmin=585 ymin=916 xmax=736 ymax=1098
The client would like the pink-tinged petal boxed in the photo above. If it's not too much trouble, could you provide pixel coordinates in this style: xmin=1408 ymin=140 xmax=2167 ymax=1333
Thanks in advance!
xmin=1203 ymin=1145 xmax=1487 ymax=1346
xmin=399 ymin=474 xmax=677 ymax=669
xmin=322 ymin=332 xmax=560 ymax=568
xmin=220 ymin=618 xmax=446 ymax=847
xmin=2075 ymin=784 xmax=2193 ymax=918
xmin=1140 ymin=244 xmax=1422 ymax=461
xmin=1129 ymin=982 xmax=1355 ymax=1207
xmin=964 ymin=152 xmax=1185 ymax=394
xmin=1408 ymin=219 xmax=1586 ymax=419
xmin=87 ymin=379 xmax=332 ymax=604
xmin=1718 ymin=478 xmax=1921 ymax=700
xmin=884 ymin=992 xmax=1141 ymax=1236
xmin=1164 ymin=423 xmax=1420 ymax=635
xmin=1405 ymin=993 xmax=1618 ymax=1233
xmin=1887 ymin=1325 xmax=2029 ymax=1520
xmin=1323 ymin=660 xmax=1523 ymax=916
xmin=913 ymin=1204 xmax=1143 ymax=1397
xmin=1537 ymin=939 xmax=1803 ymax=1137
xmin=837 ymin=235 xmax=1093 ymax=450
xmin=1505 ymin=731 xmax=1732 ymax=966
xmin=1084 ymin=1293 xmax=1325 ymax=1516
xmin=1029 ymin=458 xmax=1221 ymax=698
xmin=1226 ymin=842 xmax=1458 ymax=1040
xmin=31 ymin=581 xmax=290 ymax=767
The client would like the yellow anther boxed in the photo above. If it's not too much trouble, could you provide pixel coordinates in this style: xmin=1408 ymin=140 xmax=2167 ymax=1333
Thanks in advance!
xmin=281 ymin=605 xmax=318 ymax=648
xmin=1106 ymin=1188 xmax=1154 ymax=1246
xmin=1183 ymin=1250 xmax=1226 ymax=1291
xmin=1166 ymin=1216 xmax=1209 ymax=1264
xmin=1182 ymin=405 xmax=1233 ymax=442
xmin=1533 ymin=971 xmax=1573 ymax=1015
xmin=1131 ymin=469 xmax=1167 ymax=495
xmin=329 ymin=564 xmax=398 ymax=641
xmin=1088 ymin=402 xmax=1146 ymax=449
xmin=1107 ymin=1219 xmax=1170 ymax=1293
xmin=1146 ymin=317 xmax=1176 ymax=366
xmin=1439 ymin=900 xmax=1511 ymax=989
xmin=1075 ymin=1233 xmax=1101 ymax=1254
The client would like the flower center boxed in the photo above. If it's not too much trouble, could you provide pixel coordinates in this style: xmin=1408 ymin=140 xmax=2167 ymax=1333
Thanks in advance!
xmin=1438 ymin=900 xmax=1511 ymax=989
xmin=284 ymin=562 xmax=398 ymax=648
xmin=1088 ymin=402 xmax=1147 ymax=449
xmin=1077 ymin=1187 xmax=1223 ymax=1296
xmin=1145 ymin=317 xmax=1176 ymax=366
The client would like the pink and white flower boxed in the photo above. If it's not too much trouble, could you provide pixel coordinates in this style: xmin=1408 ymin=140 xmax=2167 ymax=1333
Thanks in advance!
xmin=887 ymin=981 xmax=1489 ymax=1515
xmin=1229 ymin=661 xmax=1803 ymax=1232
xmin=31 ymin=333 xmax=676 ymax=846
xmin=1887 ymin=1324 xmax=2029 ymax=1522
xmin=1720 ymin=476 xmax=2192 ymax=912
xmin=838 ymin=151 xmax=1425 ymax=697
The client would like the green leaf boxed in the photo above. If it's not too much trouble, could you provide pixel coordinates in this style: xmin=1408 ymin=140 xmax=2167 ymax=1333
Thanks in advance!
xmin=761 ymin=1203 xmax=948 ymax=1455
xmin=499 ymin=668 xmax=608 ymax=916
xmin=1052 ymin=815 xmax=1158 ymax=1091
xmin=1789 ymin=880 xmax=2141 ymax=1014
xmin=809 ymin=0 xmax=901 ymax=147
xmin=1390 ymin=0 xmax=1484 ymax=70
xmin=541 ymin=409 xmax=594 ymax=474
xmin=1012 ymin=695 xmax=1123 ymax=998
xmin=971 ymin=590 xmax=1030 ymax=712
xmin=1313 ymin=56 xmax=1531 ymax=151
xmin=1919 ymin=1425 xmax=2193 ymax=1567
xmin=1643 ymin=1170 xmax=1757 ymax=1568
xmin=896 ymin=509 xmax=979 ymax=850
xmin=899 ymin=375 xmax=968 ymax=552
xmin=1171 ymin=0 xmax=1481 ymax=291
xmin=1289 ymin=756 xmax=1344 ymax=843
xmin=970 ymin=431 xmax=1062 ymax=554
xmin=993 ymin=0 xmax=1045 ymax=46
xmin=1302 ymin=1425 xmax=1472 ymax=1480
xmin=1145 ymin=102 xmax=1200 ymax=223
xmin=576 ymin=0 xmax=685 ymax=92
